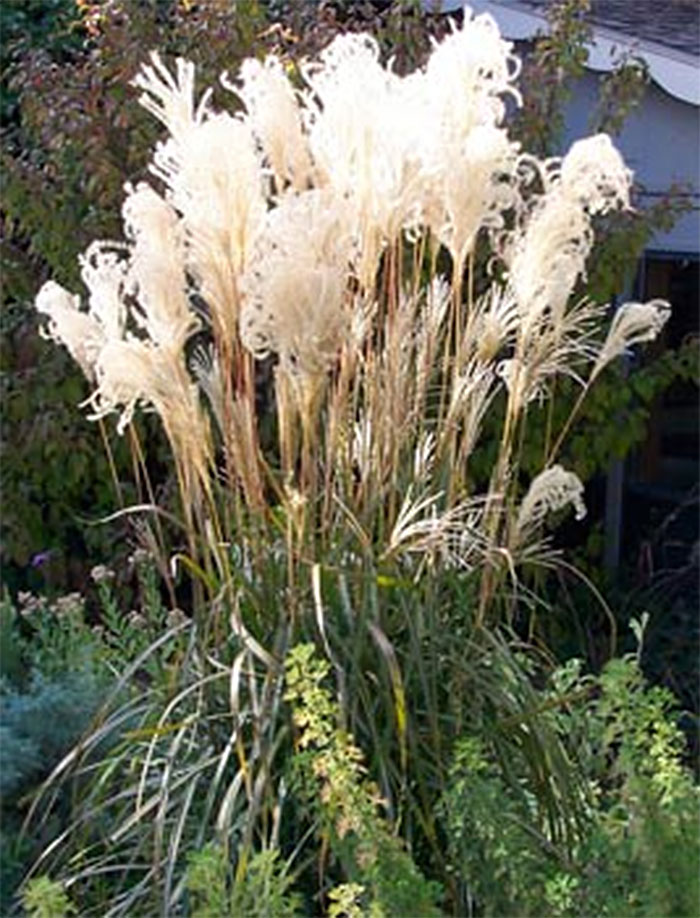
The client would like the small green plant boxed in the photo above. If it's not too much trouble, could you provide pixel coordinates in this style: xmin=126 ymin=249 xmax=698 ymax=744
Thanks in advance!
xmin=186 ymin=842 xmax=230 ymax=918
xmin=578 ymin=654 xmax=700 ymax=918
xmin=0 ymin=670 xmax=102 ymax=799
xmin=187 ymin=842 xmax=302 ymax=918
xmin=0 ymin=589 xmax=106 ymax=914
xmin=91 ymin=552 xmax=182 ymax=678
xmin=0 ymin=570 xmax=187 ymax=914
xmin=441 ymin=735 xmax=559 ymax=916
xmin=21 ymin=875 xmax=75 ymax=918
xmin=231 ymin=849 xmax=302 ymax=918
xmin=0 ymin=591 xmax=106 ymax=794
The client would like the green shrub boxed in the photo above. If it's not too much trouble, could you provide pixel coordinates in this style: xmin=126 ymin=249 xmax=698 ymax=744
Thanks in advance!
xmin=0 ymin=671 xmax=102 ymax=799
xmin=0 ymin=566 xmax=174 ymax=915
xmin=0 ymin=591 xmax=104 ymax=798
xmin=442 ymin=650 xmax=700 ymax=917
xmin=0 ymin=591 xmax=104 ymax=915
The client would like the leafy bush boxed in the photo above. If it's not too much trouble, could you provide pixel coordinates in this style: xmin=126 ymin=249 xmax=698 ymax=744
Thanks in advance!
xmin=442 ymin=650 xmax=700 ymax=917
xmin=1 ymin=671 xmax=101 ymax=799
xmin=0 ymin=591 xmax=104 ymax=914
xmin=0 ymin=560 xmax=177 ymax=914
xmin=0 ymin=591 xmax=104 ymax=795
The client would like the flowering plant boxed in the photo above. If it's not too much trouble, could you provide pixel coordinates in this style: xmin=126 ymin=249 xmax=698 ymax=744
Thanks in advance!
xmin=36 ymin=8 xmax=668 ymax=614
xmin=39 ymin=9 xmax=668 ymax=635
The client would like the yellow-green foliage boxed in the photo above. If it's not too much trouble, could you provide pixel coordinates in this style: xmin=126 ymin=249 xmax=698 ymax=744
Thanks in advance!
xmin=285 ymin=644 xmax=442 ymax=917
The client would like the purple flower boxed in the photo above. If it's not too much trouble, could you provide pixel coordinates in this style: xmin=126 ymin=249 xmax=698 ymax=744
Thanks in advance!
xmin=30 ymin=550 xmax=54 ymax=568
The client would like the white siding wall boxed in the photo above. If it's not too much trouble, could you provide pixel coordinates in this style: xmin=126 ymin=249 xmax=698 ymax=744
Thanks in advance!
xmin=562 ymin=71 xmax=700 ymax=255
xmin=428 ymin=0 xmax=700 ymax=255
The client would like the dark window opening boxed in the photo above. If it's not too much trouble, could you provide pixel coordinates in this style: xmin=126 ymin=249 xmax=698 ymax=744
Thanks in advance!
xmin=622 ymin=253 xmax=699 ymax=572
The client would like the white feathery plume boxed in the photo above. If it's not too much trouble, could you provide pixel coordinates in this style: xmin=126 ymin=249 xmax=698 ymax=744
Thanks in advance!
xmin=78 ymin=241 xmax=129 ymax=341
xmin=383 ymin=487 xmax=446 ymax=558
xmin=415 ymin=10 xmax=522 ymax=267
xmin=35 ymin=281 xmax=105 ymax=381
xmin=189 ymin=344 xmax=225 ymax=435
xmin=415 ymin=275 xmax=451 ymax=403
xmin=447 ymin=363 xmax=498 ymax=456
xmin=86 ymin=337 xmax=211 ymax=506
xmin=544 ymin=298 xmax=606 ymax=383
xmin=508 ymin=134 xmax=632 ymax=341
xmin=151 ymin=114 xmax=265 ymax=312
xmin=425 ymin=274 xmax=452 ymax=325
xmin=413 ymin=431 xmax=437 ymax=484
xmin=86 ymin=338 xmax=207 ymax=449
xmin=384 ymin=487 xmax=486 ymax=573
xmin=416 ymin=275 xmax=452 ymax=351
xmin=122 ymin=182 xmax=194 ymax=351
xmin=429 ymin=124 xmax=520 ymax=270
xmin=226 ymin=56 xmax=313 ymax=192
xmin=242 ymin=261 xmax=346 ymax=376
xmin=302 ymin=33 xmax=423 ymax=284
xmin=384 ymin=285 xmax=417 ymax=378
xmin=453 ymin=507 xmax=490 ymax=572
xmin=85 ymin=338 xmax=161 ymax=433
xmin=133 ymin=53 xmax=266 ymax=338
xmin=448 ymin=361 xmax=495 ymax=428
xmin=348 ymin=294 xmax=377 ymax=353
xmin=559 ymin=134 xmax=631 ymax=215
xmin=508 ymin=191 xmax=593 ymax=339
xmin=516 ymin=465 xmax=586 ymax=539
xmin=422 ymin=8 xmax=521 ymax=146
xmin=472 ymin=284 xmax=520 ymax=364
xmin=495 ymin=354 xmax=555 ymax=412
xmin=496 ymin=357 xmax=530 ymax=413
xmin=131 ymin=52 xmax=210 ymax=141
xmin=240 ymin=188 xmax=355 ymax=376
xmin=34 ymin=21 xmax=657 ymax=560
xmin=497 ymin=298 xmax=606 ymax=406
xmin=593 ymin=299 xmax=671 ymax=380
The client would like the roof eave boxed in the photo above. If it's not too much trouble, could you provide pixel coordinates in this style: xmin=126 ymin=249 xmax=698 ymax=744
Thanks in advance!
xmin=426 ymin=0 xmax=700 ymax=106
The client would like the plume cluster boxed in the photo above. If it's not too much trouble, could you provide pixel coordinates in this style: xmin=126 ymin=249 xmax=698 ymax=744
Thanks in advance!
xmin=35 ymin=5 xmax=670 ymax=594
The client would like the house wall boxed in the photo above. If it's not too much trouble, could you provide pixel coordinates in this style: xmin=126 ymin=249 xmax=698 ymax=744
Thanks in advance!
xmin=430 ymin=0 xmax=700 ymax=255
xmin=562 ymin=71 xmax=700 ymax=255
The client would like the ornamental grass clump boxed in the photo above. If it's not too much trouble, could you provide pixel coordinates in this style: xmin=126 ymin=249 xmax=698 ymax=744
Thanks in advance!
xmin=35 ymin=9 xmax=668 ymax=598
xmin=28 ymin=6 xmax=674 ymax=914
